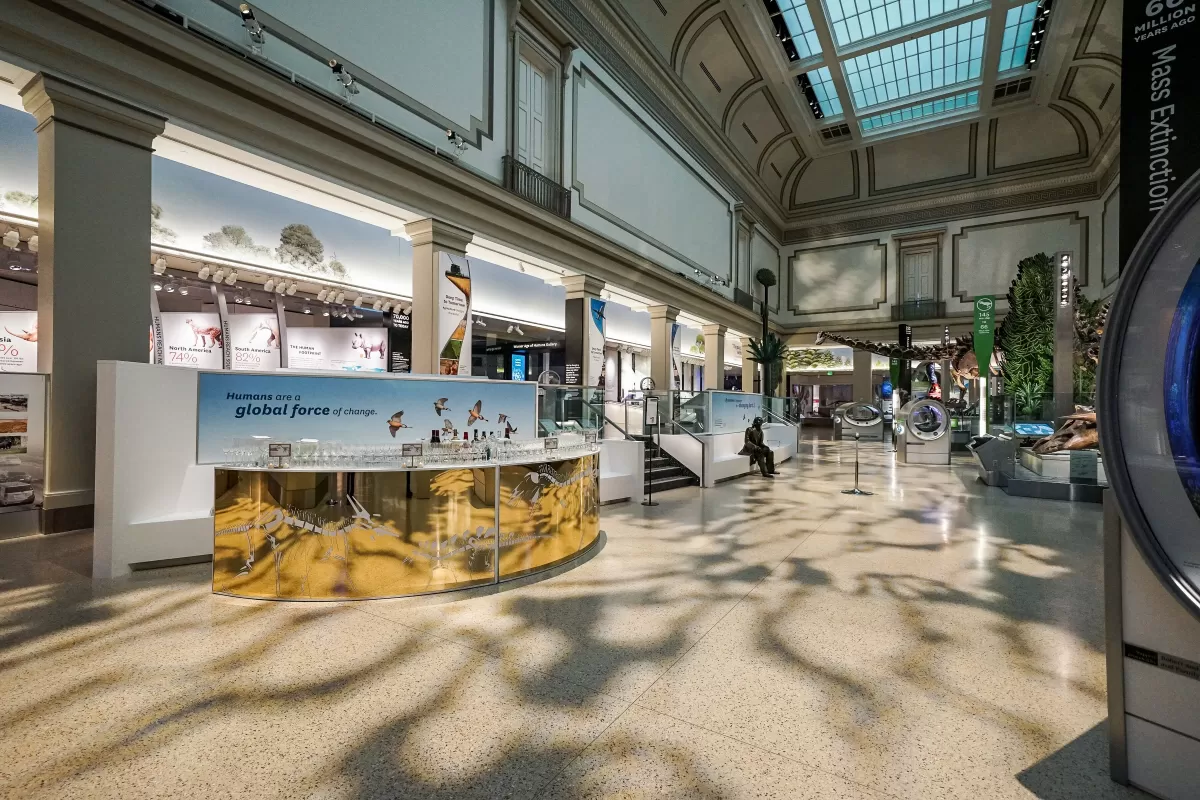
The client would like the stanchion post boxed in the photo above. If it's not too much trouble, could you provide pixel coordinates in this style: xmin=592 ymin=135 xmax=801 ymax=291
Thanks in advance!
xmin=842 ymin=431 xmax=874 ymax=496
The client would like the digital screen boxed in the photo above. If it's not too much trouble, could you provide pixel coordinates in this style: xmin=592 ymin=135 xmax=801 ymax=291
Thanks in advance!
xmin=1013 ymin=423 xmax=1055 ymax=437
xmin=511 ymin=353 xmax=527 ymax=382
xmin=881 ymin=379 xmax=893 ymax=398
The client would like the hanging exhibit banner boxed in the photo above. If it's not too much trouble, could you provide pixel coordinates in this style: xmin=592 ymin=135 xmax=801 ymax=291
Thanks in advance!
xmin=387 ymin=308 xmax=412 ymax=373
xmin=0 ymin=373 xmax=45 ymax=508
xmin=972 ymin=296 xmax=995 ymax=373
xmin=227 ymin=313 xmax=281 ymax=372
xmin=438 ymin=253 xmax=472 ymax=375
xmin=563 ymin=298 xmax=584 ymax=385
xmin=195 ymin=372 xmax=537 ymax=463
xmin=1120 ymin=0 xmax=1200 ymax=268
xmin=158 ymin=312 xmax=223 ymax=369
xmin=0 ymin=312 xmax=38 ymax=373
xmin=589 ymin=298 xmax=606 ymax=388
xmin=287 ymin=327 xmax=388 ymax=373
xmin=671 ymin=323 xmax=682 ymax=390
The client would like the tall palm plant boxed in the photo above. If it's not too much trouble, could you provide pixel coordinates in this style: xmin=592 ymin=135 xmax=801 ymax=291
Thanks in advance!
xmin=748 ymin=332 xmax=787 ymax=398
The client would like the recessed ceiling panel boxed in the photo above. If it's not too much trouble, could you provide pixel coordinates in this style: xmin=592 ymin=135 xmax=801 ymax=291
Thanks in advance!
xmin=827 ymin=0 xmax=986 ymax=47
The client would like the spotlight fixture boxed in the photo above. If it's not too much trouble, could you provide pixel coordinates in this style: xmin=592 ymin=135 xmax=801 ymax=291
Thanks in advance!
xmin=329 ymin=59 xmax=360 ymax=95
xmin=303 ymin=304 xmax=312 ymax=315
xmin=335 ymin=291 xmax=346 ymax=304
xmin=285 ymin=283 xmax=297 ymax=296
xmin=353 ymin=295 xmax=364 ymax=307
xmin=263 ymin=278 xmax=275 ymax=293
xmin=198 ymin=265 xmax=211 ymax=281
xmin=165 ymin=281 xmax=177 ymax=293
xmin=402 ymin=305 xmax=412 ymax=316
xmin=179 ymin=286 xmax=189 ymax=296
xmin=153 ymin=257 xmax=168 ymax=275
xmin=276 ymin=281 xmax=287 ymax=295
xmin=515 ymin=325 xmax=524 ymax=336
xmin=225 ymin=270 xmax=238 ymax=286
xmin=317 ymin=288 xmax=329 ymax=301
xmin=507 ymin=324 xmax=514 ymax=333
xmin=445 ymin=129 xmax=468 ymax=157
xmin=239 ymin=4 xmax=265 ymax=52
xmin=322 ymin=309 xmax=330 ymax=317
xmin=1 ymin=231 xmax=18 ymax=250
xmin=382 ymin=301 xmax=392 ymax=313
xmin=27 ymin=235 xmax=37 ymax=254
xmin=372 ymin=299 xmax=383 ymax=311
xmin=233 ymin=293 xmax=243 ymax=304
xmin=211 ymin=269 xmax=225 ymax=283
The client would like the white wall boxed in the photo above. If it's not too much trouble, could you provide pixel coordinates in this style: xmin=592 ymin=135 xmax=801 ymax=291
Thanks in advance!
xmin=781 ymin=195 xmax=1115 ymax=327
xmin=167 ymin=0 xmax=507 ymax=178
xmin=564 ymin=51 xmax=736 ymax=288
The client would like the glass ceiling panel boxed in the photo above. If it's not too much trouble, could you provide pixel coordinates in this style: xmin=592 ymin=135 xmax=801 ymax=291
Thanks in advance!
xmin=765 ymin=0 xmax=823 ymax=61
xmin=827 ymin=0 xmax=986 ymax=47
xmin=842 ymin=17 xmax=985 ymax=109
xmin=860 ymin=89 xmax=979 ymax=131
xmin=808 ymin=66 xmax=844 ymax=116
xmin=998 ymin=1 xmax=1038 ymax=72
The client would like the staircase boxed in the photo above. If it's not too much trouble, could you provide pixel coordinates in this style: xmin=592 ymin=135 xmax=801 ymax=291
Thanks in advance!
xmin=637 ymin=437 xmax=700 ymax=494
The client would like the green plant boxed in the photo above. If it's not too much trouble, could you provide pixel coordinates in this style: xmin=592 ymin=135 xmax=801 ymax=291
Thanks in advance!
xmin=1072 ymin=281 xmax=1106 ymax=405
xmin=998 ymin=253 xmax=1055 ymax=417
xmin=748 ymin=332 xmax=787 ymax=397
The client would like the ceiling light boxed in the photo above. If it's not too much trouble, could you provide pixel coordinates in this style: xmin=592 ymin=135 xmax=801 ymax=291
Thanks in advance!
xmin=225 ymin=270 xmax=238 ymax=285
xmin=507 ymin=325 xmax=514 ymax=333
xmin=285 ymin=283 xmax=297 ymax=295
xmin=165 ymin=281 xmax=177 ymax=293
xmin=152 ymin=280 xmax=163 ymax=291
xmin=353 ymin=295 xmax=364 ymax=307
xmin=211 ymin=269 xmax=225 ymax=283
xmin=317 ymin=288 xmax=328 ymax=301
xmin=335 ymin=291 xmax=346 ymax=304
xmin=27 ymin=235 xmax=37 ymax=254
xmin=2 ymin=231 xmax=18 ymax=250
xmin=276 ymin=282 xmax=286 ymax=295
xmin=153 ymin=256 xmax=168 ymax=275
xmin=198 ymin=265 xmax=211 ymax=281
xmin=515 ymin=326 xmax=524 ymax=336
xmin=372 ymin=299 xmax=383 ymax=311
xmin=263 ymin=278 xmax=275 ymax=293
xmin=322 ymin=310 xmax=330 ymax=317
xmin=303 ymin=304 xmax=312 ymax=314
xmin=179 ymin=286 xmax=189 ymax=295
xmin=382 ymin=302 xmax=392 ymax=313
xmin=239 ymin=3 xmax=265 ymax=51
xmin=329 ymin=59 xmax=360 ymax=95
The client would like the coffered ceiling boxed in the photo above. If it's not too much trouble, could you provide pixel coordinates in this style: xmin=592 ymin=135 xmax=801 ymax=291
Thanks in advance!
xmin=586 ymin=0 xmax=1120 ymax=228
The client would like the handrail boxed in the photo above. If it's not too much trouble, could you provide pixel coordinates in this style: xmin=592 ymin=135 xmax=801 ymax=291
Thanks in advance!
xmin=664 ymin=419 xmax=706 ymax=487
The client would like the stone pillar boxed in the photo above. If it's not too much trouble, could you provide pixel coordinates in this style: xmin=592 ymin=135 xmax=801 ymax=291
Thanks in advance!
xmin=402 ymin=218 xmax=473 ymax=374
xmin=648 ymin=304 xmax=679 ymax=392
xmin=740 ymin=336 xmax=757 ymax=393
xmin=21 ymin=74 xmax=166 ymax=531
xmin=852 ymin=349 xmax=873 ymax=403
xmin=561 ymin=275 xmax=605 ymax=387
xmin=702 ymin=324 xmax=727 ymax=392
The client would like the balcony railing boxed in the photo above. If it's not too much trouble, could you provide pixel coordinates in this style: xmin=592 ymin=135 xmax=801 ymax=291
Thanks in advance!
xmin=503 ymin=156 xmax=571 ymax=219
xmin=891 ymin=300 xmax=945 ymax=321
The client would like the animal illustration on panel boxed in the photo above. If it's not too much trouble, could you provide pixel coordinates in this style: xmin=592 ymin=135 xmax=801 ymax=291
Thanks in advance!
xmin=186 ymin=318 xmax=222 ymax=348
xmin=351 ymin=331 xmax=385 ymax=359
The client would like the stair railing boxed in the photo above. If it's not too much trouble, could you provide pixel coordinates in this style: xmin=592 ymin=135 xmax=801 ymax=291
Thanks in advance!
xmin=663 ymin=418 xmax=706 ymax=488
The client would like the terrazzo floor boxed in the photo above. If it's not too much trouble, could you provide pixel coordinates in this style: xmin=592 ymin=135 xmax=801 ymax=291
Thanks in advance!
xmin=0 ymin=435 xmax=1147 ymax=799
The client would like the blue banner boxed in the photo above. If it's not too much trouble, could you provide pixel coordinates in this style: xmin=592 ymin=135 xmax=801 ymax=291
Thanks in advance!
xmin=196 ymin=372 xmax=536 ymax=463
xmin=709 ymin=391 xmax=762 ymax=432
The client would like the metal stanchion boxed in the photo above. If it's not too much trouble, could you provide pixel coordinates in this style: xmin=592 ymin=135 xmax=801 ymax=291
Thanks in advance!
xmin=642 ymin=420 xmax=660 ymax=507
xmin=842 ymin=431 xmax=874 ymax=496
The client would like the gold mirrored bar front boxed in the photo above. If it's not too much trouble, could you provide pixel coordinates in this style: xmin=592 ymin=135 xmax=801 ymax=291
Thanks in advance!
xmin=213 ymin=454 xmax=600 ymax=600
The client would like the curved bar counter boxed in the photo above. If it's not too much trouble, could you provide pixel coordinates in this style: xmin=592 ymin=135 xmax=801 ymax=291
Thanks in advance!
xmin=212 ymin=448 xmax=601 ymax=600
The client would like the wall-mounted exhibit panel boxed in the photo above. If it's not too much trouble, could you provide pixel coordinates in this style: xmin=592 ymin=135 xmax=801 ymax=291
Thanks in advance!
xmin=0 ymin=373 xmax=46 ymax=511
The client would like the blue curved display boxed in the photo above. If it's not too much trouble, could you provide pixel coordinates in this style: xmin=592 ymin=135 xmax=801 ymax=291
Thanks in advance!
xmin=1164 ymin=259 xmax=1200 ymax=517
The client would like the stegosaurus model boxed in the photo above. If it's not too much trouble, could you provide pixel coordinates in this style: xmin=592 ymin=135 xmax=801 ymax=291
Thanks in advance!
xmin=810 ymin=331 xmax=995 ymax=388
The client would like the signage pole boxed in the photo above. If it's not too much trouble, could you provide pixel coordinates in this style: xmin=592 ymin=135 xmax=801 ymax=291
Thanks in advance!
xmin=973 ymin=296 xmax=996 ymax=436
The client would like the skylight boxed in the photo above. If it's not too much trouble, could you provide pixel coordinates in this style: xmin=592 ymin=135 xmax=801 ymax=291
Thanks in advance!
xmin=763 ymin=0 xmax=823 ymax=61
xmin=860 ymin=89 xmax=979 ymax=132
xmin=805 ymin=66 xmax=844 ymax=117
xmin=826 ymin=0 xmax=986 ymax=47
xmin=997 ymin=1 xmax=1038 ymax=72
xmin=842 ymin=17 xmax=985 ymax=109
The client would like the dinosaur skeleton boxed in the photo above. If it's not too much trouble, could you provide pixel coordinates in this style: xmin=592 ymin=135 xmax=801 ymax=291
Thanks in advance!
xmin=810 ymin=331 xmax=995 ymax=388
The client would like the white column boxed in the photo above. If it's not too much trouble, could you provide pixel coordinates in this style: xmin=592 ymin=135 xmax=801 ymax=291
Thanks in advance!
xmin=561 ymin=274 xmax=605 ymax=387
xmin=648 ymin=304 xmax=679 ymax=392
xmin=702 ymin=324 xmax=727 ymax=391
xmin=852 ymin=350 xmax=873 ymax=403
xmin=740 ymin=335 xmax=757 ymax=393
xmin=21 ymin=73 xmax=166 ymax=530
xmin=402 ymin=218 xmax=473 ymax=374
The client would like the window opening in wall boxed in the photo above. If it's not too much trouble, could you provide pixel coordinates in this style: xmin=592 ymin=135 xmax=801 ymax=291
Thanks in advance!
xmin=516 ymin=52 xmax=549 ymax=176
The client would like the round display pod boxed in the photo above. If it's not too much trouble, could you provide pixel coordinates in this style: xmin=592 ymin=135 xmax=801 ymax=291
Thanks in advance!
xmin=841 ymin=402 xmax=883 ymax=428
xmin=1100 ymin=168 xmax=1200 ymax=620
xmin=903 ymin=398 xmax=948 ymax=441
